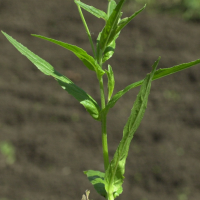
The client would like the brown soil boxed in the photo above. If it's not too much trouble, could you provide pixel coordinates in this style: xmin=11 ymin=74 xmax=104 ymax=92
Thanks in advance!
xmin=0 ymin=0 xmax=200 ymax=200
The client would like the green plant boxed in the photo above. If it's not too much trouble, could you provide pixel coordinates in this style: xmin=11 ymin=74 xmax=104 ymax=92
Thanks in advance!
xmin=1 ymin=0 xmax=200 ymax=199
xmin=0 ymin=141 xmax=15 ymax=165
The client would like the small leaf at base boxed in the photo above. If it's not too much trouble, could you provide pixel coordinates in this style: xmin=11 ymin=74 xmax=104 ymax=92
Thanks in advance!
xmin=84 ymin=170 xmax=107 ymax=197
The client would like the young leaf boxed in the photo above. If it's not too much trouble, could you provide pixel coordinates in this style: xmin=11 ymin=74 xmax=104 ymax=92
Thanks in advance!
xmin=103 ymin=41 xmax=115 ymax=63
xmin=104 ymin=57 xmax=160 ymax=198
xmin=116 ymin=5 xmax=146 ymax=35
xmin=83 ymin=170 xmax=122 ymax=198
xmin=102 ymin=31 xmax=120 ymax=63
xmin=106 ymin=5 xmax=146 ymax=47
xmin=100 ymin=0 xmax=126 ymax=52
xmin=96 ymin=32 xmax=102 ymax=65
xmin=105 ymin=65 xmax=115 ymax=101
xmin=84 ymin=170 xmax=107 ymax=197
xmin=2 ymin=31 xmax=101 ymax=120
xmin=104 ymin=58 xmax=200 ymax=114
xmin=31 ymin=34 xmax=105 ymax=79
xmin=107 ymin=0 xmax=117 ymax=17
xmin=74 ymin=0 xmax=108 ymax=21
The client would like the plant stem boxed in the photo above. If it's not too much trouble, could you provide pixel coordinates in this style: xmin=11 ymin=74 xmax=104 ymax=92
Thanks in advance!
xmin=108 ymin=192 xmax=114 ymax=200
xmin=99 ymin=77 xmax=109 ymax=171
xmin=76 ymin=3 xmax=96 ymax=58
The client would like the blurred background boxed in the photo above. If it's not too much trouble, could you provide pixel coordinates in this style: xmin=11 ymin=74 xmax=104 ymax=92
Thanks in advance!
xmin=125 ymin=0 xmax=200 ymax=21
xmin=0 ymin=0 xmax=200 ymax=200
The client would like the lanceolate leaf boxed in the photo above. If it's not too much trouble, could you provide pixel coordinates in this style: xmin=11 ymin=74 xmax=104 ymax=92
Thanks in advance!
xmin=100 ymin=0 xmax=126 ymax=52
xmin=84 ymin=170 xmax=107 ymax=197
xmin=153 ymin=59 xmax=200 ymax=80
xmin=104 ymin=57 xmax=160 ymax=198
xmin=31 ymin=34 xmax=105 ymax=78
xmin=2 ymin=31 xmax=101 ymax=120
xmin=115 ymin=5 xmax=146 ymax=35
xmin=107 ymin=5 xmax=146 ymax=46
xmin=104 ymin=58 xmax=200 ymax=114
xmin=74 ymin=0 xmax=108 ymax=21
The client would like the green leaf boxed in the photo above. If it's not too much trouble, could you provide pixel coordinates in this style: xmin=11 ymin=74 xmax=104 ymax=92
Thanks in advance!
xmin=116 ymin=5 xmax=146 ymax=35
xmin=96 ymin=31 xmax=102 ymax=64
xmin=105 ymin=65 xmax=115 ymax=101
xmin=2 ymin=31 xmax=101 ymax=120
xmin=104 ymin=57 xmax=160 ymax=198
xmin=104 ymin=58 xmax=200 ymax=114
xmin=84 ymin=170 xmax=107 ymax=197
xmin=83 ymin=170 xmax=123 ymax=198
xmin=74 ymin=0 xmax=108 ymax=21
xmin=106 ymin=5 xmax=145 ymax=50
xmin=107 ymin=5 xmax=146 ymax=47
xmin=100 ymin=0 xmax=126 ymax=52
xmin=31 ymin=34 xmax=105 ymax=78
xmin=153 ymin=59 xmax=200 ymax=80
xmin=103 ymin=41 xmax=115 ymax=63
xmin=107 ymin=0 xmax=117 ymax=17
xmin=102 ymin=31 xmax=120 ymax=63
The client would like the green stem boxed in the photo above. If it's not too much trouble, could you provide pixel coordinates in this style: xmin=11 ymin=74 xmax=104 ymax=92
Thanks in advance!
xmin=99 ymin=77 xmax=109 ymax=171
xmin=108 ymin=193 xmax=114 ymax=200
xmin=76 ymin=3 xmax=96 ymax=58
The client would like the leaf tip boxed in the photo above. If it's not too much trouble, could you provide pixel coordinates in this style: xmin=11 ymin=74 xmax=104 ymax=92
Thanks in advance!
xmin=1 ymin=30 xmax=6 ymax=36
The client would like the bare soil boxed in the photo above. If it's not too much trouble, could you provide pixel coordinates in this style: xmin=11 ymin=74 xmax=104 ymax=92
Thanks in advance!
xmin=0 ymin=0 xmax=200 ymax=200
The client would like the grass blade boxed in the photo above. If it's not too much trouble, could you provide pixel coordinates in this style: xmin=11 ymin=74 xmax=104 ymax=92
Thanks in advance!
xmin=104 ymin=57 xmax=160 ymax=199
xmin=74 ymin=0 xmax=108 ymax=21
xmin=104 ymin=58 xmax=200 ymax=114
xmin=31 ymin=34 xmax=105 ymax=78
xmin=2 ymin=31 xmax=101 ymax=120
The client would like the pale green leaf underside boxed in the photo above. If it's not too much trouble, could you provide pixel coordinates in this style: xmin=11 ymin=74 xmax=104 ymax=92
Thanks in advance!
xmin=104 ymin=58 xmax=200 ymax=114
xmin=104 ymin=57 xmax=160 ymax=197
xmin=107 ymin=0 xmax=117 ymax=17
xmin=2 ymin=31 xmax=100 ymax=120
xmin=105 ymin=65 xmax=115 ymax=101
xmin=74 ymin=0 xmax=108 ymax=21
xmin=31 ymin=34 xmax=105 ymax=78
